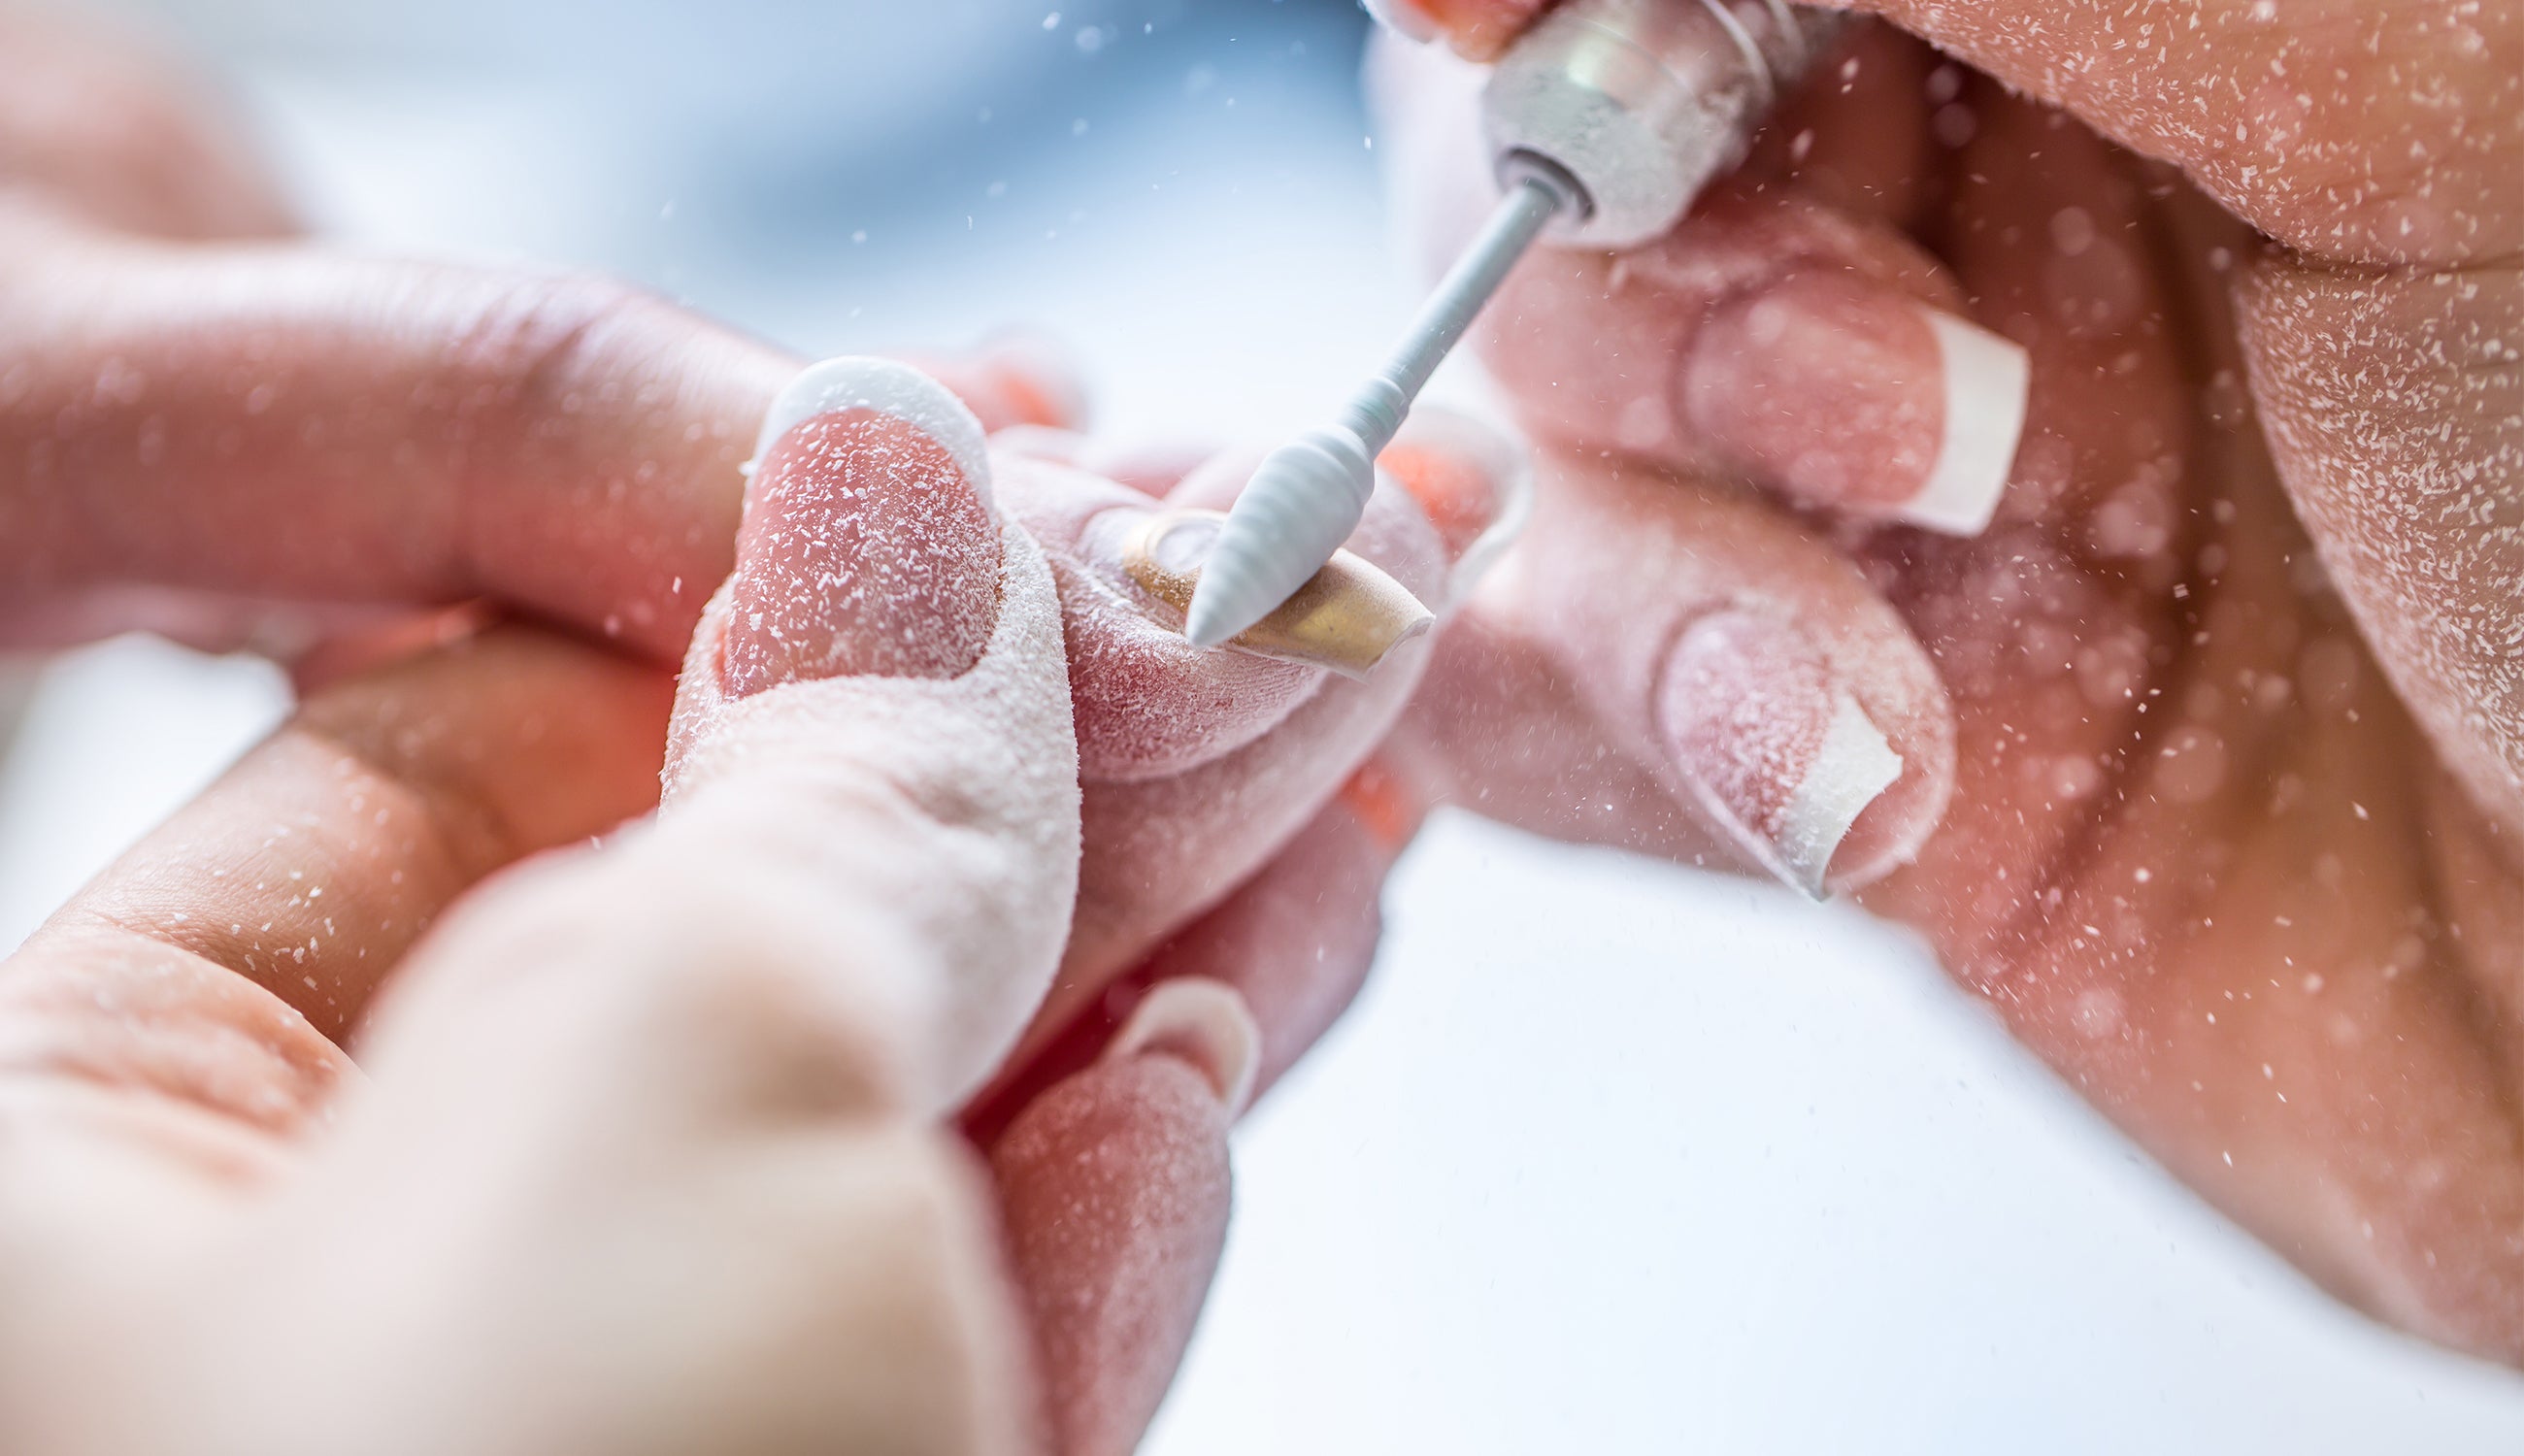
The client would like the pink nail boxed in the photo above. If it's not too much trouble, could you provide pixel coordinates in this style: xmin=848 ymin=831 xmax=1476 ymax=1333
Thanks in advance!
xmin=723 ymin=359 xmax=1002 ymax=695
xmin=1655 ymin=611 xmax=1904 ymax=898
xmin=1103 ymin=976 xmax=1261 ymax=1115
xmin=1681 ymin=274 xmax=2027 ymax=536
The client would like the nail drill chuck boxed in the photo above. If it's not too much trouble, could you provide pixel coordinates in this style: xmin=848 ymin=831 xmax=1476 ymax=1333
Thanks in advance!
xmin=1183 ymin=0 xmax=1843 ymax=650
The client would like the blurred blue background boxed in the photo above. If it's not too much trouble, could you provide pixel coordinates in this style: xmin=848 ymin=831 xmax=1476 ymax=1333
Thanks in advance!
xmin=5 ymin=0 xmax=2522 ymax=1449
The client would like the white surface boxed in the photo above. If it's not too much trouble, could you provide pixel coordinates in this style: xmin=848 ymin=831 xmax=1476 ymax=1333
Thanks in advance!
xmin=1152 ymin=818 xmax=2524 ymax=1451
xmin=13 ymin=1 xmax=2524 ymax=1448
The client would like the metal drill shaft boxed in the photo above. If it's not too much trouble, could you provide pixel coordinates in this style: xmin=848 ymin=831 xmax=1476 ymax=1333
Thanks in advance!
xmin=1182 ymin=170 xmax=1576 ymax=649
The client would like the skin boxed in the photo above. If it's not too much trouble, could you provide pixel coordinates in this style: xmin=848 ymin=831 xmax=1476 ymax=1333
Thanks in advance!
xmin=0 ymin=0 xmax=2512 ymax=1449
xmin=1379 ymin=0 xmax=2524 ymax=1360
xmin=0 ymin=7 xmax=1489 ymax=1451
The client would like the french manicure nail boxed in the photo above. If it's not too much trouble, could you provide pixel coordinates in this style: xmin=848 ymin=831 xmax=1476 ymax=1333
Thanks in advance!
xmin=1105 ymin=976 xmax=1261 ymax=1115
xmin=1656 ymin=611 xmax=1904 ymax=898
xmin=724 ymin=358 xmax=1002 ymax=695
xmin=1681 ymin=274 xmax=2027 ymax=537
xmin=1120 ymin=509 xmax=1434 ymax=681
xmin=1362 ymin=0 xmax=1442 ymax=44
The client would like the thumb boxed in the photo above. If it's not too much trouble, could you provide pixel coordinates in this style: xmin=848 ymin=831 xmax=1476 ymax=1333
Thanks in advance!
xmin=363 ymin=357 xmax=1081 ymax=1120
xmin=2240 ymin=256 xmax=2524 ymax=834
xmin=1844 ymin=0 xmax=2518 ymax=265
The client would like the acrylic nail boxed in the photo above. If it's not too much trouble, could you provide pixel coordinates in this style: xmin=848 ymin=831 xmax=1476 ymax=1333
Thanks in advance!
xmin=1121 ymin=509 xmax=1435 ymax=681
xmin=1376 ymin=406 xmax=1533 ymax=608
xmin=1362 ymin=0 xmax=1443 ymax=44
xmin=1104 ymin=976 xmax=1261 ymax=1115
xmin=1681 ymin=274 xmax=2026 ymax=536
xmin=1655 ymin=610 xmax=1904 ymax=898
xmin=724 ymin=358 xmax=1002 ymax=695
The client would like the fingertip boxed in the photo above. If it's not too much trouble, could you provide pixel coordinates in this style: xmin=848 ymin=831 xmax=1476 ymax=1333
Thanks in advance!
xmin=913 ymin=332 xmax=1095 ymax=435
xmin=1103 ymin=976 xmax=1261 ymax=1116
xmin=1416 ymin=0 xmax=1555 ymax=60
xmin=1654 ymin=608 xmax=1953 ymax=898
xmin=747 ymin=356 xmax=993 ymax=507
xmin=1907 ymin=307 xmax=2030 ymax=536
xmin=989 ymin=1051 xmax=1232 ymax=1456
xmin=1363 ymin=0 xmax=1442 ymax=44
xmin=1681 ymin=273 xmax=2026 ymax=536
xmin=1377 ymin=406 xmax=1533 ymax=603
xmin=725 ymin=359 xmax=1003 ymax=695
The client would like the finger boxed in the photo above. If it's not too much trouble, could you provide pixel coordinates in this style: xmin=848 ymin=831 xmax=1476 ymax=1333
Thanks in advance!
xmin=981 ymin=776 xmax=1411 ymax=1455
xmin=904 ymin=333 xmax=1093 ymax=435
xmin=362 ymin=358 xmax=1079 ymax=1118
xmin=0 ymin=624 xmax=673 ymax=1161
xmin=1368 ymin=0 xmax=1551 ymax=60
xmin=2239 ymin=255 xmax=2524 ymax=837
xmin=989 ymin=1033 xmax=1238 ymax=1456
xmin=1843 ymin=0 xmax=2522 ymax=265
xmin=1008 ymin=412 xmax=1516 ymax=1064
xmin=1430 ymin=441 xmax=1958 ymax=895
xmin=0 ymin=215 xmax=1082 ymax=662
xmin=967 ymin=770 xmax=1413 ymax=1143
xmin=0 ymin=210 xmax=789 ymax=660
xmin=1842 ymin=84 xmax=2194 ymax=950
xmin=1727 ymin=19 xmax=1943 ymax=233
xmin=990 ymin=426 xmax=1217 ymax=500
xmin=1376 ymin=32 xmax=2031 ymax=536
xmin=0 ymin=7 xmax=295 ymax=240
xmin=283 ymin=367 xmax=1069 ymax=1444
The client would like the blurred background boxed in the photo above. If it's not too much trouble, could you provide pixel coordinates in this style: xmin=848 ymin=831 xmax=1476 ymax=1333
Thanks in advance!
xmin=7 ymin=0 xmax=2522 ymax=1448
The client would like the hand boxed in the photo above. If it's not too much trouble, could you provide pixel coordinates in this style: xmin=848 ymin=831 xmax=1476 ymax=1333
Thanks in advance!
xmin=1369 ymin=0 xmax=2524 ymax=1358
xmin=0 ymin=9 xmax=1529 ymax=1447
xmin=0 ymin=333 xmax=1526 ymax=1452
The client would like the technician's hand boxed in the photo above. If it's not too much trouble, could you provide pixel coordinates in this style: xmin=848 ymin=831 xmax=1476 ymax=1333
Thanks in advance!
xmin=0 ymin=353 xmax=1079 ymax=1451
xmin=0 ymin=5 xmax=1105 ymax=664
xmin=0 ymin=8 xmax=1522 ymax=1448
xmin=1370 ymin=1 xmax=2524 ymax=1358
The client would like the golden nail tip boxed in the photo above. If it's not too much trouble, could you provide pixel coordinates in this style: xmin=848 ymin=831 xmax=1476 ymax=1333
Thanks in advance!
xmin=1122 ymin=509 xmax=1435 ymax=680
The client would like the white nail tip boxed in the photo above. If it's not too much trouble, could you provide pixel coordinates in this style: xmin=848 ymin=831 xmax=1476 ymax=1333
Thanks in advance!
xmin=1362 ymin=0 xmax=1442 ymax=43
xmin=748 ymin=357 xmax=994 ymax=510
xmin=1774 ymin=694 xmax=1903 ymax=899
xmin=1902 ymin=311 xmax=2028 ymax=538
xmin=1104 ymin=976 xmax=1261 ymax=1114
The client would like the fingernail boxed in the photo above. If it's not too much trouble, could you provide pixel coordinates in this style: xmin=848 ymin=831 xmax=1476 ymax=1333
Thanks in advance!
xmin=1104 ymin=976 xmax=1261 ymax=1115
xmin=899 ymin=333 xmax=1092 ymax=435
xmin=1337 ymin=755 xmax=1427 ymax=855
xmin=1681 ymin=275 xmax=2027 ymax=537
xmin=1377 ymin=406 xmax=1532 ymax=607
xmin=1655 ymin=611 xmax=1904 ymax=899
xmin=1119 ymin=509 xmax=1434 ymax=681
xmin=969 ymin=332 xmax=1094 ymax=432
xmin=724 ymin=358 xmax=1002 ymax=695
xmin=1362 ymin=0 xmax=1441 ymax=44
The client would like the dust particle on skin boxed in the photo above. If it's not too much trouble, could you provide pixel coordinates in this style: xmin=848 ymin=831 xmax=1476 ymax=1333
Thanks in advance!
xmin=2154 ymin=725 xmax=2229 ymax=805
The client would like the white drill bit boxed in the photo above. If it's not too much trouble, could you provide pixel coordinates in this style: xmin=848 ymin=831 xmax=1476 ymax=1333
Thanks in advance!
xmin=1181 ymin=0 xmax=1843 ymax=652
xmin=1181 ymin=166 xmax=1578 ymax=648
